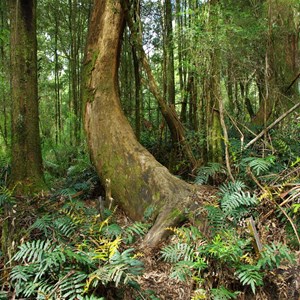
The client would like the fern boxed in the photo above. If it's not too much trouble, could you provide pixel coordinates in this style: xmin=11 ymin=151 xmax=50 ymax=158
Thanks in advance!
xmin=123 ymin=221 xmax=150 ymax=244
xmin=30 ymin=214 xmax=53 ymax=237
xmin=221 ymin=191 xmax=257 ymax=213
xmin=242 ymin=156 xmax=275 ymax=176
xmin=0 ymin=186 xmax=15 ymax=206
xmin=161 ymin=242 xmax=194 ymax=263
xmin=195 ymin=162 xmax=225 ymax=184
xmin=205 ymin=205 xmax=226 ymax=233
xmin=170 ymin=260 xmax=194 ymax=281
xmin=235 ymin=265 xmax=263 ymax=294
xmin=218 ymin=181 xmax=257 ymax=222
xmin=59 ymin=271 xmax=87 ymax=300
xmin=257 ymin=242 xmax=295 ymax=269
xmin=211 ymin=286 xmax=240 ymax=299
xmin=85 ymin=248 xmax=143 ymax=290
xmin=219 ymin=180 xmax=246 ymax=194
xmin=13 ymin=240 xmax=53 ymax=263
xmin=166 ymin=225 xmax=203 ymax=243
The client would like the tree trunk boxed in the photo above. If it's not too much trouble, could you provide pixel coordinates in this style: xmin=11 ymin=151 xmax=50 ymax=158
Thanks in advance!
xmin=82 ymin=0 xmax=214 ymax=248
xmin=10 ymin=0 xmax=46 ymax=194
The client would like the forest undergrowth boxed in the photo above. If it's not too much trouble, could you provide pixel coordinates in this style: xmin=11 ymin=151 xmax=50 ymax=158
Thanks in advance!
xmin=0 ymin=132 xmax=300 ymax=300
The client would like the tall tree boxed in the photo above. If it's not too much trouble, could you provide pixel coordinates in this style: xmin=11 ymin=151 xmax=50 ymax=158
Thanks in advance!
xmin=82 ymin=0 xmax=214 ymax=248
xmin=10 ymin=0 xmax=45 ymax=193
xmin=0 ymin=0 xmax=9 ymax=149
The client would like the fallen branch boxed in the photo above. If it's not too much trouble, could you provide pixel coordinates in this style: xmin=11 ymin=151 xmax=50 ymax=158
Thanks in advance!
xmin=244 ymin=102 xmax=300 ymax=150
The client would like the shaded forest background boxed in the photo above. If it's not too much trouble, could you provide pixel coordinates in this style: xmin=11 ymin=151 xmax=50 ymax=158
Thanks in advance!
xmin=0 ymin=0 xmax=299 ymax=299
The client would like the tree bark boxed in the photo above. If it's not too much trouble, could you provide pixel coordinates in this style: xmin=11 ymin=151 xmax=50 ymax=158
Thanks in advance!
xmin=10 ymin=0 xmax=46 ymax=193
xmin=82 ymin=0 xmax=214 ymax=248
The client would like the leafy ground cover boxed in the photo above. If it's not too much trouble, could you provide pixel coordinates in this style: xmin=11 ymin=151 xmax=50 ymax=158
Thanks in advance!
xmin=0 ymin=144 xmax=299 ymax=299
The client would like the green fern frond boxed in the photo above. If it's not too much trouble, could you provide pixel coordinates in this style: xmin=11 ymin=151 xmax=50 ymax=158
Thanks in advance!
xmin=123 ymin=222 xmax=149 ymax=244
xmin=205 ymin=205 xmax=226 ymax=233
xmin=13 ymin=240 xmax=53 ymax=263
xmin=59 ymin=271 xmax=87 ymax=300
xmin=221 ymin=191 xmax=257 ymax=213
xmin=235 ymin=265 xmax=263 ymax=294
xmin=258 ymin=242 xmax=295 ymax=269
xmin=243 ymin=156 xmax=275 ymax=176
xmin=54 ymin=216 xmax=78 ymax=238
xmin=170 ymin=260 xmax=194 ymax=281
xmin=195 ymin=162 xmax=225 ymax=184
xmin=160 ymin=242 xmax=194 ymax=263
xmin=0 ymin=186 xmax=15 ymax=206
xmin=78 ymin=295 xmax=105 ymax=300
xmin=219 ymin=180 xmax=246 ymax=195
xmin=211 ymin=286 xmax=240 ymax=299
xmin=166 ymin=226 xmax=203 ymax=243
xmin=30 ymin=214 xmax=53 ymax=236
xmin=85 ymin=248 xmax=143 ymax=290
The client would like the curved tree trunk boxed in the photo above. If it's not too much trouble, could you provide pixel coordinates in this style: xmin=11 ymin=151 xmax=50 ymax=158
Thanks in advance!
xmin=82 ymin=0 xmax=214 ymax=248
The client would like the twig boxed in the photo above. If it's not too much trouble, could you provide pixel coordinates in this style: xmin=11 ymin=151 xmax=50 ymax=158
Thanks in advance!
xmin=244 ymin=102 xmax=300 ymax=150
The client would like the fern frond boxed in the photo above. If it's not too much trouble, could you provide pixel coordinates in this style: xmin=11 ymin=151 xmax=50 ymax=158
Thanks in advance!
xmin=195 ymin=162 xmax=225 ymax=184
xmin=258 ymin=242 xmax=295 ymax=269
xmin=219 ymin=180 xmax=246 ymax=195
xmin=13 ymin=240 xmax=53 ymax=263
xmin=123 ymin=222 xmax=149 ymax=244
xmin=54 ymin=216 xmax=78 ymax=238
xmin=166 ymin=226 xmax=202 ymax=243
xmin=211 ymin=286 xmax=240 ymax=299
xmin=243 ymin=156 xmax=275 ymax=176
xmin=59 ymin=271 xmax=87 ymax=300
xmin=235 ymin=265 xmax=263 ymax=294
xmin=170 ymin=260 xmax=194 ymax=281
xmin=205 ymin=205 xmax=226 ymax=233
xmin=0 ymin=186 xmax=15 ymax=206
xmin=160 ymin=243 xmax=194 ymax=263
xmin=221 ymin=191 xmax=257 ymax=213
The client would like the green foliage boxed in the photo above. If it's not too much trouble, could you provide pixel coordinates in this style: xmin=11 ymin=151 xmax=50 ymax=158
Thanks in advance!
xmin=162 ymin=179 xmax=295 ymax=296
xmin=257 ymin=242 xmax=295 ymax=269
xmin=195 ymin=163 xmax=225 ymax=184
xmin=235 ymin=265 xmax=263 ymax=294
xmin=161 ymin=243 xmax=194 ymax=263
xmin=11 ymin=199 xmax=146 ymax=299
xmin=123 ymin=221 xmax=150 ymax=244
xmin=0 ymin=186 xmax=15 ymax=207
xmin=85 ymin=248 xmax=144 ymax=289
xmin=219 ymin=181 xmax=257 ymax=221
xmin=211 ymin=286 xmax=240 ymax=299
xmin=242 ymin=156 xmax=275 ymax=176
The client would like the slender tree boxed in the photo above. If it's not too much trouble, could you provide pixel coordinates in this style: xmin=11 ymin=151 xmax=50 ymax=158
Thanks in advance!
xmin=10 ymin=0 xmax=46 ymax=193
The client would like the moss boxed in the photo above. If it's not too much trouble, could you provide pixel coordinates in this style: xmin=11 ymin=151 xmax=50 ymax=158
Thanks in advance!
xmin=82 ymin=50 xmax=99 ymax=106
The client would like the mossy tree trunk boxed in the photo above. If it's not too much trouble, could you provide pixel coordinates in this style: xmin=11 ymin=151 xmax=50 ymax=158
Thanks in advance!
xmin=83 ymin=0 xmax=214 ymax=248
xmin=10 ymin=0 xmax=46 ymax=194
